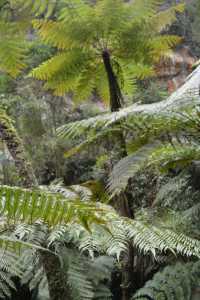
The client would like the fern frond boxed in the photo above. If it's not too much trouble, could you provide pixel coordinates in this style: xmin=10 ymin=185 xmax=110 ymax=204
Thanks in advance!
xmin=66 ymin=250 xmax=95 ymax=300
xmin=78 ymin=216 xmax=200 ymax=259
xmin=63 ymin=127 xmax=116 ymax=159
xmin=30 ymin=52 xmax=70 ymax=81
xmin=57 ymin=62 xmax=200 ymax=141
xmin=108 ymin=142 xmax=200 ymax=197
xmin=46 ymin=208 xmax=200 ymax=260
xmin=151 ymin=3 xmax=185 ymax=32
xmin=0 ymin=185 xmax=107 ymax=227
xmin=32 ymin=20 xmax=71 ymax=50
xmin=11 ymin=0 xmax=57 ymax=17
xmin=0 ymin=247 xmax=24 ymax=299
xmin=128 ymin=0 xmax=162 ymax=21
xmin=0 ymin=21 xmax=26 ymax=76
xmin=31 ymin=0 xmax=181 ymax=97
xmin=108 ymin=143 xmax=160 ymax=196
xmin=149 ymin=35 xmax=182 ymax=62
xmin=95 ymin=64 xmax=110 ymax=105
xmin=132 ymin=261 xmax=200 ymax=300
xmin=48 ymin=183 xmax=93 ymax=202
xmin=149 ymin=144 xmax=200 ymax=172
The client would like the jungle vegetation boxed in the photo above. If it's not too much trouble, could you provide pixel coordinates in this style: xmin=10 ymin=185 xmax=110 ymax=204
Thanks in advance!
xmin=0 ymin=1 xmax=199 ymax=300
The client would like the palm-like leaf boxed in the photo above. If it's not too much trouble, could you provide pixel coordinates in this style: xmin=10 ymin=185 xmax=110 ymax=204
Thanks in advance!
xmin=0 ymin=185 xmax=106 ymax=226
xmin=31 ymin=0 xmax=182 ymax=98
xmin=0 ymin=0 xmax=58 ymax=76
xmin=0 ymin=21 xmax=26 ymax=77
xmin=47 ymin=212 xmax=200 ymax=260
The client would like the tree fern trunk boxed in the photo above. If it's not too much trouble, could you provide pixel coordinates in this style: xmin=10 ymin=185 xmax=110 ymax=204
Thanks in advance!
xmin=40 ymin=250 xmax=73 ymax=300
xmin=0 ymin=110 xmax=72 ymax=300
xmin=0 ymin=110 xmax=37 ymax=187
xmin=102 ymin=51 xmax=134 ymax=300
xmin=102 ymin=50 xmax=123 ymax=112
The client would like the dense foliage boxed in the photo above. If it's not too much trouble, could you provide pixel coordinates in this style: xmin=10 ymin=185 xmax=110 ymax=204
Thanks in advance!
xmin=0 ymin=1 xmax=199 ymax=300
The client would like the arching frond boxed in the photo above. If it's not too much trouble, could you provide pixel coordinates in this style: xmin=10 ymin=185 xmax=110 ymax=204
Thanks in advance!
xmin=78 ymin=217 xmax=200 ymax=259
xmin=0 ymin=185 xmax=106 ymax=227
xmin=47 ymin=183 xmax=93 ymax=202
xmin=57 ymin=63 xmax=200 ymax=145
xmin=32 ymin=20 xmax=71 ymax=50
xmin=149 ymin=144 xmax=200 ymax=172
xmin=0 ymin=21 xmax=26 ymax=77
xmin=107 ymin=143 xmax=159 ymax=196
xmin=149 ymin=35 xmax=182 ymax=62
xmin=0 ymin=0 xmax=58 ymax=76
xmin=10 ymin=0 xmax=57 ymax=18
xmin=31 ymin=0 xmax=182 ymax=98
xmin=151 ymin=3 xmax=185 ymax=32
xmin=108 ymin=142 xmax=200 ymax=197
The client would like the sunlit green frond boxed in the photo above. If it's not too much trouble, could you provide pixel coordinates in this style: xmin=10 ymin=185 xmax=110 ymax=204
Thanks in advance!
xmin=31 ymin=0 xmax=181 ymax=97
xmin=95 ymin=64 xmax=110 ymax=105
xmin=73 ymin=63 xmax=99 ymax=103
xmin=30 ymin=52 xmax=70 ymax=80
xmin=31 ymin=47 xmax=92 ymax=95
xmin=32 ymin=20 xmax=71 ymax=50
xmin=128 ymin=0 xmax=162 ymax=21
xmin=94 ymin=0 xmax=129 ymax=36
xmin=149 ymin=35 xmax=182 ymax=61
xmin=124 ymin=63 xmax=155 ymax=81
xmin=0 ymin=21 xmax=26 ymax=76
xmin=11 ymin=0 xmax=57 ymax=18
xmin=151 ymin=3 xmax=185 ymax=32
xmin=0 ymin=185 xmax=106 ymax=227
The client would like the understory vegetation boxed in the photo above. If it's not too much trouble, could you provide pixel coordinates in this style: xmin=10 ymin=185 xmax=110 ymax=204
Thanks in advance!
xmin=0 ymin=0 xmax=199 ymax=300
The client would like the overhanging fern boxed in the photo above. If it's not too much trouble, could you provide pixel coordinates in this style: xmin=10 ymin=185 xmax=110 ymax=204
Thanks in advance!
xmin=0 ymin=185 xmax=106 ymax=226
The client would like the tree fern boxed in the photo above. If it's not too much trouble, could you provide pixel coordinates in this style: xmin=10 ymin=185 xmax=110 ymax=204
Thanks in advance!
xmin=12 ymin=216 xmax=200 ymax=299
xmin=46 ymin=213 xmax=200 ymax=260
xmin=57 ymin=64 xmax=200 ymax=147
xmin=0 ymin=191 xmax=199 ymax=298
xmin=30 ymin=0 xmax=183 ymax=102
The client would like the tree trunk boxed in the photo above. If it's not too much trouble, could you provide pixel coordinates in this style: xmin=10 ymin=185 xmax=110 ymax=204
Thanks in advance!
xmin=102 ymin=50 xmax=123 ymax=112
xmin=40 ymin=250 xmax=73 ymax=300
xmin=102 ymin=50 xmax=134 ymax=300
xmin=0 ymin=111 xmax=37 ymax=187
xmin=0 ymin=110 xmax=72 ymax=300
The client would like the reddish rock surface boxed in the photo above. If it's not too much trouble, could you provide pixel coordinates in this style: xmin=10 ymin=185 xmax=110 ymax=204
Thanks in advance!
xmin=156 ymin=46 xmax=196 ymax=93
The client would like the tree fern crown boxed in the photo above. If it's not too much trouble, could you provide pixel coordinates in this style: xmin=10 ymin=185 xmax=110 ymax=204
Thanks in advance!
xmin=30 ymin=0 xmax=183 ymax=103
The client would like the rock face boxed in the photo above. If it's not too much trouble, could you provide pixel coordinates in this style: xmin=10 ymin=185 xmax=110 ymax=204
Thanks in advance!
xmin=156 ymin=46 xmax=196 ymax=93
